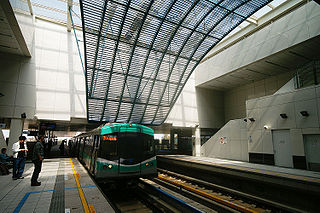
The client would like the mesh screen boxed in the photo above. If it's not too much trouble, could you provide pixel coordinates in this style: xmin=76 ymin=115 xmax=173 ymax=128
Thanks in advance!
xmin=80 ymin=0 xmax=272 ymax=124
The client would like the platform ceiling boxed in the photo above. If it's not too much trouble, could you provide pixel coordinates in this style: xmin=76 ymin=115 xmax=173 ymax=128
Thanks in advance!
xmin=79 ymin=0 xmax=272 ymax=125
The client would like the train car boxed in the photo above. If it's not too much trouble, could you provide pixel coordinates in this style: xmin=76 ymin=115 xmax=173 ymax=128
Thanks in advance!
xmin=72 ymin=123 xmax=157 ymax=182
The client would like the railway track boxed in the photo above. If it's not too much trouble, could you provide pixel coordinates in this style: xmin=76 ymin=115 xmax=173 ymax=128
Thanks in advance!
xmin=101 ymin=180 xmax=204 ymax=213
xmin=156 ymin=169 xmax=304 ymax=213
xmin=100 ymin=170 xmax=304 ymax=212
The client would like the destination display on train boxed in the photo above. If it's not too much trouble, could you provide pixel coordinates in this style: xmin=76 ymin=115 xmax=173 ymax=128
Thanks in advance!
xmin=102 ymin=135 xmax=117 ymax=141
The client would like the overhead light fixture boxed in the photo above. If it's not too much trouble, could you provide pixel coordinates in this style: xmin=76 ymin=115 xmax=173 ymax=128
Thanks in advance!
xmin=249 ymin=118 xmax=255 ymax=122
xmin=264 ymin=125 xmax=269 ymax=129
xmin=300 ymin=111 xmax=309 ymax=117
xmin=280 ymin=113 xmax=288 ymax=119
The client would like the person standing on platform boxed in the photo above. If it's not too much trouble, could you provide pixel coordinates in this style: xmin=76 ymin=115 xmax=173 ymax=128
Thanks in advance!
xmin=31 ymin=135 xmax=45 ymax=186
xmin=12 ymin=136 xmax=28 ymax=180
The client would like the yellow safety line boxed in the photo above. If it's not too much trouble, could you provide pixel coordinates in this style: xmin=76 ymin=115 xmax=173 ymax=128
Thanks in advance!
xmin=69 ymin=158 xmax=94 ymax=213
xmin=89 ymin=205 xmax=96 ymax=213
xmin=158 ymin=174 xmax=258 ymax=213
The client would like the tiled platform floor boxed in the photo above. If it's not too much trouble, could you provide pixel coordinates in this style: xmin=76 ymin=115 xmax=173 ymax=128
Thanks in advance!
xmin=0 ymin=158 xmax=115 ymax=213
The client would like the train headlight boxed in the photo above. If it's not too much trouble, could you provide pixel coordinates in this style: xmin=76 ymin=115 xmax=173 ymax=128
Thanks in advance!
xmin=108 ymin=164 xmax=113 ymax=169
xmin=145 ymin=163 xmax=149 ymax=167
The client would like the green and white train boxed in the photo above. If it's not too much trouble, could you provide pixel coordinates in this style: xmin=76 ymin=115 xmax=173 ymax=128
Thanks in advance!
xmin=72 ymin=123 xmax=157 ymax=182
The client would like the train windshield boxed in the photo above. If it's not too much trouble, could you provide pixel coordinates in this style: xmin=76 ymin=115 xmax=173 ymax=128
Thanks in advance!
xmin=118 ymin=132 xmax=143 ymax=165
xmin=100 ymin=135 xmax=118 ymax=161
xmin=119 ymin=132 xmax=154 ymax=163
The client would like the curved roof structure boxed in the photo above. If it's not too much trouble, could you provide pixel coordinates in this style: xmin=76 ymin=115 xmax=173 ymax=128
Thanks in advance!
xmin=80 ymin=0 xmax=272 ymax=125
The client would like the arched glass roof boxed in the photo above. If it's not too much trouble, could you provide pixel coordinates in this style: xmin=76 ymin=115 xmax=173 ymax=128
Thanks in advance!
xmin=80 ymin=0 xmax=272 ymax=125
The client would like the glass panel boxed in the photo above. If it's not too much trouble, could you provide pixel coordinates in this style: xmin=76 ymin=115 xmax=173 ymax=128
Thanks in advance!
xmin=295 ymin=60 xmax=320 ymax=89
xmin=80 ymin=0 xmax=273 ymax=124
xmin=118 ymin=132 xmax=142 ymax=165
xmin=100 ymin=135 xmax=118 ymax=161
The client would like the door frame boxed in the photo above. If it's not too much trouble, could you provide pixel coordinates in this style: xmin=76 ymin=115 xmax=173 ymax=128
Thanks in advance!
xmin=272 ymin=129 xmax=293 ymax=168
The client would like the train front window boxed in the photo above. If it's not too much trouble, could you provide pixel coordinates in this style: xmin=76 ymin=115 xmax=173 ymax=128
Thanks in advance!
xmin=143 ymin=135 xmax=154 ymax=158
xmin=118 ymin=132 xmax=143 ymax=165
xmin=100 ymin=135 xmax=118 ymax=161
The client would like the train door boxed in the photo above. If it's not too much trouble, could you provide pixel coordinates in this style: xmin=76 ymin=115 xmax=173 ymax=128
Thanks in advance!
xmin=76 ymin=138 xmax=80 ymax=157
xmin=90 ymin=135 xmax=100 ymax=175
xmin=78 ymin=138 xmax=82 ymax=160
xmin=83 ymin=136 xmax=93 ymax=167
xmin=79 ymin=137 xmax=85 ymax=162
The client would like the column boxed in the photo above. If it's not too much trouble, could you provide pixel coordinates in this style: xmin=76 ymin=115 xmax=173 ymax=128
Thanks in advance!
xmin=7 ymin=118 xmax=23 ymax=155
xmin=194 ymin=126 xmax=201 ymax=157
xmin=0 ymin=128 xmax=6 ymax=148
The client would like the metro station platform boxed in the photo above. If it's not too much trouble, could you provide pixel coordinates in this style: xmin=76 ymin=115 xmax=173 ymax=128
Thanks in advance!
xmin=157 ymin=155 xmax=320 ymax=212
xmin=158 ymin=155 xmax=320 ymax=184
xmin=0 ymin=158 xmax=114 ymax=213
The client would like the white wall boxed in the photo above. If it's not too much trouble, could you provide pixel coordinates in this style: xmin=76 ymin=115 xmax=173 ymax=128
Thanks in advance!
xmin=201 ymin=81 xmax=320 ymax=162
xmin=195 ymin=1 xmax=320 ymax=87
xmin=196 ymin=87 xmax=224 ymax=128
xmin=201 ymin=119 xmax=248 ymax=161
xmin=247 ymin=84 xmax=320 ymax=156
xmin=165 ymin=73 xmax=199 ymax=127
xmin=15 ymin=12 xmax=34 ymax=54
xmin=0 ymin=15 xmax=86 ymax=121
xmin=0 ymin=12 xmax=201 ymax=129
xmin=224 ymin=72 xmax=293 ymax=122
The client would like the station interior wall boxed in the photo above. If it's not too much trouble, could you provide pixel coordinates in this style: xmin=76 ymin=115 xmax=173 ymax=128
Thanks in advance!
xmin=199 ymin=71 xmax=293 ymax=162
xmin=195 ymin=1 xmax=320 ymax=87
xmin=0 ymin=13 xmax=86 ymax=122
xmin=0 ymin=9 xmax=202 ymax=151
xmin=201 ymin=78 xmax=320 ymax=169
xmin=247 ymin=82 xmax=320 ymax=166
xmin=224 ymin=71 xmax=294 ymax=122
xmin=166 ymin=72 xmax=199 ymax=128
xmin=200 ymin=119 xmax=248 ymax=161
xmin=195 ymin=87 xmax=224 ymax=129
xmin=1 ymin=1 xmax=320 ymax=163
xmin=196 ymin=1 xmax=320 ymax=168
xmin=195 ymin=71 xmax=293 ymax=129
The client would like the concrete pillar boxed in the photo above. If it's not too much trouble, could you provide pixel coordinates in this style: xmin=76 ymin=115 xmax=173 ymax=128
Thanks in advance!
xmin=7 ymin=119 xmax=23 ymax=155
xmin=194 ymin=126 xmax=201 ymax=156
xmin=0 ymin=129 xmax=6 ymax=148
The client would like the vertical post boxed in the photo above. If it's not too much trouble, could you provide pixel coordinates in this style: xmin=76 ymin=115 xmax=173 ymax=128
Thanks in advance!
xmin=26 ymin=0 xmax=33 ymax=15
xmin=67 ymin=0 xmax=73 ymax=32
xmin=194 ymin=126 xmax=201 ymax=157
xmin=7 ymin=119 xmax=24 ymax=156
xmin=0 ymin=128 xmax=6 ymax=148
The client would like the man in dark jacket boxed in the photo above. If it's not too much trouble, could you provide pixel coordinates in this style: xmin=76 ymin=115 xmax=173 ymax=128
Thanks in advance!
xmin=31 ymin=136 xmax=45 ymax=186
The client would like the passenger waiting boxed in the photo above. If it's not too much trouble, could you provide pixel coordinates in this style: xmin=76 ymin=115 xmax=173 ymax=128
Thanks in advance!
xmin=12 ymin=136 xmax=28 ymax=180
xmin=0 ymin=148 xmax=13 ymax=167
xmin=0 ymin=148 xmax=13 ymax=175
